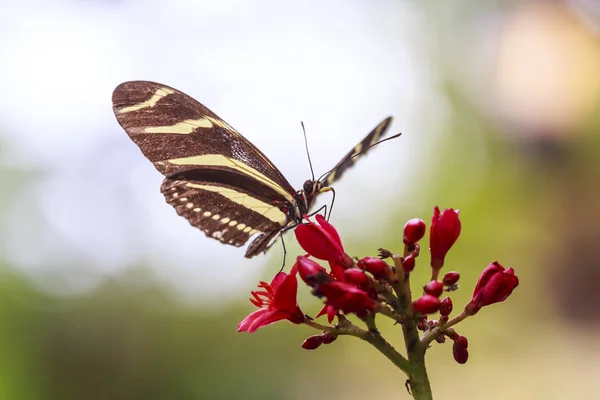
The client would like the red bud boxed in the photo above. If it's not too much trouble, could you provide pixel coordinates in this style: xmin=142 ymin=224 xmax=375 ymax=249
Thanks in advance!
xmin=452 ymin=335 xmax=469 ymax=364
xmin=424 ymin=280 xmax=444 ymax=297
xmin=295 ymin=256 xmax=329 ymax=287
xmin=357 ymin=257 xmax=391 ymax=280
xmin=465 ymin=261 xmax=519 ymax=315
xmin=442 ymin=271 xmax=460 ymax=286
xmin=430 ymin=207 xmax=461 ymax=269
xmin=413 ymin=294 xmax=441 ymax=314
xmin=302 ymin=335 xmax=324 ymax=350
xmin=402 ymin=254 xmax=416 ymax=273
xmin=295 ymin=214 xmax=348 ymax=266
xmin=344 ymin=269 xmax=370 ymax=287
xmin=404 ymin=218 xmax=426 ymax=245
xmin=321 ymin=332 xmax=338 ymax=344
xmin=320 ymin=282 xmax=378 ymax=315
xmin=439 ymin=297 xmax=453 ymax=316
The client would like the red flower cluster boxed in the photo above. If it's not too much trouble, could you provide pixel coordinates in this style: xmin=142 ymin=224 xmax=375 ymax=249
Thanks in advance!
xmin=237 ymin=205 xmax=519 ymax=372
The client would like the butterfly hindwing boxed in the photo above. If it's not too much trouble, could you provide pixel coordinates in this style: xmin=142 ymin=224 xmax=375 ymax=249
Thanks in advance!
xmin=161 ymin=177 xmax=286 ymax=249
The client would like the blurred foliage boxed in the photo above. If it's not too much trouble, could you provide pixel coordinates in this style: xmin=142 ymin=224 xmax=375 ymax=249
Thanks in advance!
xmin=0 ymin=268 xmax=327 ymax=400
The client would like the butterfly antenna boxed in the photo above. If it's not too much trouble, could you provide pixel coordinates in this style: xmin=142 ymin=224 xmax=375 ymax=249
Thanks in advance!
xmin=301 ymin=121 xmax=316 ymax=181
xmin=317 ymin=132 xmax=402 ymax=182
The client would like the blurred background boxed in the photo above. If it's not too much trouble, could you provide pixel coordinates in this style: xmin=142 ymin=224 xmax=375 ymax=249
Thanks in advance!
xmin=1 ymin=0 xmax=599 ymax=398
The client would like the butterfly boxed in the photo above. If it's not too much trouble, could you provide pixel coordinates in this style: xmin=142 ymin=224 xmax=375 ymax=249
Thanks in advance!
xmin=112 ymin=81 xmax=393 ymax=257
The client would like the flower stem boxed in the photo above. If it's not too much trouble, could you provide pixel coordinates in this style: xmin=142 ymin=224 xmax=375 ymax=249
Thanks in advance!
xmin=360 ymin=330 xmax=412 ymax=372
xmin=315 ymin=319 xmax=412 ymax=372
xmin=390 ymin=253 xmax=434 ymax=399
xmin=420 ymin=310 xmax=469 ymax=345
xmin=403 ymin=318 xmax=433 ymax=400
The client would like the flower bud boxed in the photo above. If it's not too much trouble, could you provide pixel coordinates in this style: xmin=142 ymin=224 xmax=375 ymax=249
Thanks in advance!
xmin=344 ymin=269 xmax=370 ymax=287
xmin=320 ymin=282 xmax=377 ymax=315
xmin=357 ymin=257 xmax=391 ymax=280
xmin=403 ymin=218 xmax=426 ymax=245
xmin=412 ymin=294 xmax=441 ymax=314
xmin=439 ymin=297 xmax=453 ymax=316
xmin=295 ymin=256 xmax=330 ymax=287
xmin=424 ymin=280 xmax=444 ymax=297
xmin=321 ymin=332 xmax=338 ymax=344
xmin=465 ymin=261 xmax=519 ymax=315
xmin=302 ymin=335 xmax=324 ymax=350
xmin=402 ymin=254 xmax=416 ymax=273
xmin=452 ymin=335 xmax=469 ymax=364
xmin=442 ymin=271 xmax=460 ymax=286
xmin=429 ymin=207 xmax=461 ymax=269
xmin=295 ymin=214 xmax=350 ymax=266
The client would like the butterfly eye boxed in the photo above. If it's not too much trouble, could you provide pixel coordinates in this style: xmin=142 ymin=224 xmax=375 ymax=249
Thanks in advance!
xmin=303 ymin=180 xmax=315 ymax=193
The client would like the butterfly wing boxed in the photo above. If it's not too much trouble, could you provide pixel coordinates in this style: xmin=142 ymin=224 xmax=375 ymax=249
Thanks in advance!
xmin=112 ymin=81 xmax=296 ymax=256
xmin=320 ymin=116 xmax=393 ymax=186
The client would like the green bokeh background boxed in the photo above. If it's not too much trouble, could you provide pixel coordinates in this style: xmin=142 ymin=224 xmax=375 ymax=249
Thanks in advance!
xmin=1 ymin=1 xmax=600 ymax=399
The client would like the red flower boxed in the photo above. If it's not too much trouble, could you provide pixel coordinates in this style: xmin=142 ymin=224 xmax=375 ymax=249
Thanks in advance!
xmin=429 ymin=207 xmax=461 ymax=269
xmin=238 ymin=271 xmax=305 ymax=333
xmin=316 ymin=304 xmax=338 ymax=323
xmin=404 ymin=218 xmax=426 ymax=245
xmin=295 ymin=214 xmax=352 ymax=267
xmin=465 ymin=261 xmax=519 ymax=315
xmin=320 ymin=281 xmax=377 ymax=315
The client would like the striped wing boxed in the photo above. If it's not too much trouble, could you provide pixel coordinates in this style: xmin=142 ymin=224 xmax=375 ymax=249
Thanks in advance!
xmin=161 ymin=177 xmax=285 ymax=256
xmin=112 ymin=81 xmax=296 ymax=256
xmin=321 ymin=117 xmax=393 ymax=186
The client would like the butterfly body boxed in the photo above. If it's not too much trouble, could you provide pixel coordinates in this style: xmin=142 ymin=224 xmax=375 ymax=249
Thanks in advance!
xmin=112 ymin=81 xmax=392 ymax=257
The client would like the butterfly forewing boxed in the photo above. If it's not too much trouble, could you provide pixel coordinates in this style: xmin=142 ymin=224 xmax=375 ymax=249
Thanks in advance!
xmin=112 ymin=81 xmax=296 ymax=195
xmin=321 ymin=116 xmax=393 ymax=187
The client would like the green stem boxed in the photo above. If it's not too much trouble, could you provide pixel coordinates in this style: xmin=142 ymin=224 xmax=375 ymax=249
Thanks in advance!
xmin=307 ymin=318 xmax=412 ymax=372
xmin=360 ymin=329 xmax=412 ymax=372
xmin=403 ymin=319 xmax=433 ymax=400
xmin=391 ymin=252 xmax=433 ymax=399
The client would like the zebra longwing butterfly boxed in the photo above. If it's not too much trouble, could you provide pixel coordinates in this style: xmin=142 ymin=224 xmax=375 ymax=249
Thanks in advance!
xmin=112 ymin=81 xmax=393 ymax=258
